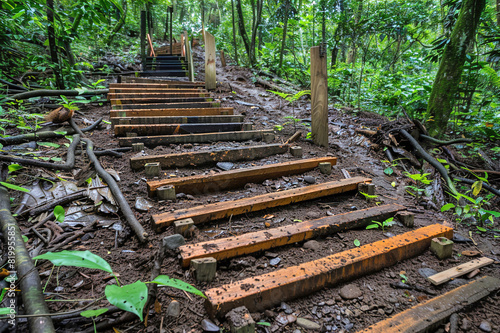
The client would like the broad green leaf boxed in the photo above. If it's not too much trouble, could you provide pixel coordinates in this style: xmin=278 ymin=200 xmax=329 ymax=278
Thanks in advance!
xmin=366 ymin=224 xmax=379 ymax=230
xmin=482 ymin=210 xmax=500 ymax=217
xmin=105 ymin=281 xmax=148 ymax=321
xmin=38 ymin=142 xmax=60 ymax=148
xmin=472 ymin=181 xmax=482 ymax=196
xmin=441 ymin=203 xmax=455 ymax=212
xmin=0 ymin=308 xmax=12 ymax=315
xmin=0 ymin=289 xmax=7 ymax=303
xmin=8 ymin=164 xmax=23 ymax=173
xmin=150 ymin=275 xmax=206 ymax=298
xmin=33 ymin=250 xmax=113 ymax=274
xmin=384 ymin=167 xmax=394 ymax=175
xmin=80 ymin=308 xmax=109 ymax=318
xmin=53 ymin=206 xmax=65 ymax=223
xmin=353 ymin=239 xmax=361 ymax=247
xmin=476 ymin=226 xmax=487 ymax=232
xmin=0 ymin=182 xmax=30 ymax=193
xmin=22 ymin=235 xmax=28 ymax=243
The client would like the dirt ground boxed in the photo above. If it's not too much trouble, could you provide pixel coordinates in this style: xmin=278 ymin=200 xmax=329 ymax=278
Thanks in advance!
xmin=5 ymin=44 xmax=500 ymax=333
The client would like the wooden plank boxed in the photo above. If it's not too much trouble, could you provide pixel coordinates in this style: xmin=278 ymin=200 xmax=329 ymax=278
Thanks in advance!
xmin=130 ymin=143 xmax=289 ymax=170
xmin=358 ymin=276 xmax=500 ymax=333
xmin=119 ymin=130 xmax=273 ymax=147
xmin=109 ymin=88 xmax=206 ymax=94
xmin=112 ymin=80 xmax=205 ymax=86
xmin=112 ymin=101 xmax=221 ymax=110
xmin=148 ymin=157 xmax=338 ymax=196
xmin=427 ymin=257 xmax=495 ymax=286
xmin=310 ymin=46 xmax=329 ymax=147
xmin=110 ymin=115 xmax=244 ymax=126
xmin=151 ymin=177 xmax=369 ymax=230
xmin=110 ymin=97 xmax=211 ymax=106
xmin=179 ymin=204 xmax=405 ymax=268
xmin=185 ymin=32 xmax=195 ymax=82
xmin=220 ymin=50 xmax=226 ymax=67
xmin=108 ymin=92 xmax=211 ymax=99
xmin=110 ymin=107 xmax=234 ymax=118
xmin=114 ymin=123 xmax=244 ymax=136
xmin=204 ymin=31 xmax=216 ymax=90
xmin=204 ymin=224 xmax=454 ymax=318
xmin=139 ymin=70 xmax=188 ymax=77
xmin=147 ymin=33 xmax=155 ymax=57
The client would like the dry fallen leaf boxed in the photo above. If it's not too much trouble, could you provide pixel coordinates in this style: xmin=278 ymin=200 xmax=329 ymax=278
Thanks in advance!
xmin=461 ymin=250 xmax=481 ymax=257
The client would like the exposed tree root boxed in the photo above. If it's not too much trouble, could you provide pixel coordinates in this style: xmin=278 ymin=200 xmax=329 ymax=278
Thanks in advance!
xmin=419 ymin=134 xmax=473 ymax=145
xmin=5 ymin=89 xmax=108 ymax=101
xmin=0 ymin=186 xmax=56 ymax=332
xmin=453 ymin=176 xmax=500 ymax=197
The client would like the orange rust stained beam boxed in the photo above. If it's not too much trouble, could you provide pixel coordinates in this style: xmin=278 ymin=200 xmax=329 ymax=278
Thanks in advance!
xmin=204 ymin=224 xmax=454 ymax=318
xmin=179 ymin=204 xmax=405 ymax=268
xmin=111 ymin=101 xmax=221 ymax=110
xmin=108 ymin=92 xmax=211 ymax=99
xmin=130 ymin=143 xmax=289 ymax=170
xmin=147 ymin=157 xmax=338 ymax=196
xmin=358 ymin=276 xmax=500 ymax=333
xmin=110 ymin=115 xmax=244 ymax=126
xmin=109 ymin=88 xmax=206 ymax=94
xmin=119 ymin=130 xmax=273 ymax=147
xmin=110 ymin=97 xmax=212 ymax=105
xmin=114 ymin=123 xmax=244 ymax=136
xmin=110 ymin=108 xmax=234 ymax=118
xmin=151 ymin=177 xmax=369 ymax=230
xmin=111 ymin=81 xmax=205 ymax=87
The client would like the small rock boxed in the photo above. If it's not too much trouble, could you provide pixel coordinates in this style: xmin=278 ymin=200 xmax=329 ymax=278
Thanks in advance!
xmin=183 ymin=144 xmax=193 ymax=149
xmin=264 ymin=310 xmax=275 ymax=318
xmin=339 ymin=284 xmax=363 ymax=300
xmin=349 ymin=206 xmax=358 ymax=211
xmin=296 ymin=318 xmax=321 ymax=330
xmin=453 ymin=233 xmax=473 ymax=243
xmin=216 ymin=162 xmax=234 ymax=171
xmin=201 ymin=318 xmax=220 ymax=332
xmin=275 ymin=313 xmax=290 ymax=326
xmin=167 ymin=300 xmax=180 ymax=317
xmin=265 ymin=252 xmax=279 ymax=258
xmin=461 ymin=318 xmax=471 ymax=330
xmin=293 ymin=330 xmax=301 ymax=333
xmin=186 ymin=194 xmax=195 ymax=200
xmin=134 ymin=197 xmax=153 ymax=212
xmin=303 ymin=240 xmax=321 ymax=251
xmin=418 ymin=268 xmax=438 ymax=279
xmin=377 ymin=308 xmax=385 ymax=315
xmin=281 ymin=302 xmax=293 ymax=314
xmin=344 ymin=309 xmax=354 ymax=317
xmin=176 ymin=192 xmax=187 ymax=199
xmin=360 ymin=305 xmax=370 ymax=312
xmin=448 ymin=278 xmax=467 ymax=286
xmin=307 ymin=211 xmax=321 ymax=219
xmin=304 ymin=176 xmax=316 ymax=184
xmin=270 ymin=257 xmax=281 ymax=266
xmin=479 ymin=321 xmax=492 ymax=332
xmin=162 ymin=234 xmax=186 ymax=250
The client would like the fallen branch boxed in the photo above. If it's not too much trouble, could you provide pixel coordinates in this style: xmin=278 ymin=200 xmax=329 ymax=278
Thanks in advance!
xmin=0 ymin=134 xmax=80 ymax=171
xmin=453 ymin=176 xmax=500 ymax=197
xmin=400 ymin=129 xmax=458 ymax=196
xmin=5 ymin=89 xmax=108 ymax=101
xmin=0 ymin=78 xmax=28 ymax=91
xmin=23 ymin=190 xmax=87 ymax=217
xmin=254 ymin=76 xmax=299 ymax=96
xmin=0 ymin=117 xmax=102 ymax=146
xmin=46 ymin=220 xmax=98 ymax=252
xmin=285 ymin=131 xmax=302 ymax=144
xmin=419 ymin=134 xmax=473 ymax=145
xmin=0 ymin=186 xmax=56 ymax=332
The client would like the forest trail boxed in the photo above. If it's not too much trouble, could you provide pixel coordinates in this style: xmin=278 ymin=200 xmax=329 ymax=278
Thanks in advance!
xmin=81 ymin=35 xmax=499 ymax=332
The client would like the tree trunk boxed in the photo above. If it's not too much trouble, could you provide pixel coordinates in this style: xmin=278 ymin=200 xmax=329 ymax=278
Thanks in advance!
xmin=46 ymin=0 xmax=64 ymax=89
xmin=278 ymin=1 xmax=290 ymax=70
xmin=106 ymin=0 xmax=127 ymax=44
xmin=231 ymin=0 xmax=239 ymax=65
xmin=250 ymin=0 xmax=263 ymax=63
xmin=426 ymin=0 xmax=486 ymax=138
xmin=235 ymin=0 xmax=255 ymax=65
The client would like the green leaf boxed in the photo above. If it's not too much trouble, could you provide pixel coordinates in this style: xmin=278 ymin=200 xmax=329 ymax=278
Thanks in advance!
xmin=150 ymin=275 xmax=206 ymax=298
xmin=476 ymin=226 xmax=487 ymax=232
xmin=53 ymin=206 xmax=65 ymax=223
xmin=482 ymin=210 xmax=500 ymax=217
xmin=353 ymin=239 xmax=361 ymax=247
xmin=38 ymin=142 xmax=61 ymax=148
xmin=54 ymin=131 xmax=67 ymax=135
xmin=0 ymin=308 xmax=13 ymax=315
xmin=33 ymin=250 xmax=113 ymax=274
xmin=441 ymin=203 xmax=455 ymax=212
xmin=105 ymin=281 xmax=148 ymax=321
xmin=257 ymin=321 xmax=271 ymax=327
xmin=0 ymin=182 xmax=30 ymax=193
xmin=102 ymin=120 xmax=111 ymax=124
xmin=8 ymin=164 xmax=23 ymax=173
xmin=80 ymin=308 xmax=109 ymax=318
xmin=384 ymin=167 xmax=394 ymax=175
xmin=366 ymin=224 xmax=380 ymax=230
xmin=22 ymin=235 xmax=28 ymax=243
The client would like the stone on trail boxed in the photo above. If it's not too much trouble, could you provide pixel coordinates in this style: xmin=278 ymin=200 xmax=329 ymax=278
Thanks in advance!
xmin=339 ymin=284 xmax=363 ymax=300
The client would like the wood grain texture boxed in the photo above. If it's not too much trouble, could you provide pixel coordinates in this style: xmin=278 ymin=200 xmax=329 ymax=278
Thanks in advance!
xmin=151 ymin=177 xmax=369 ymax=230
xmin=358 ymin=276 xmax=500 ymax=333
xmin=114 ymin=79 xmax=205 ymax=86
xmin=130 ymin=143 xmax=289 ymax=170
xmin=310 ymin=46 xmax=328 ymax=147
xmin=185 ymin=31 xmax=195 ymax=81
xmin=110 ymin=115 xmax=243 ymax=126
xmin=179 ymin=204 xmax=405 ymax=267
xmin=110 ymin=107 xmax=233 ymax=118
xmin=427 ymin=257 xmax=495 ymax=285
xmin=110 ymin=97 xmax=211 ymax=106
xmin=147 ymin=157 xmax=337 ymax=195
xmin=204 ymin=224 xmax=454 ymax=318
xmin=114 ymin=123 xmax=244 ymax=136
xmin=204 ymin=31 xmax=217 ymax=90
xmin=111 ymin=101 xmax=220 ymax=110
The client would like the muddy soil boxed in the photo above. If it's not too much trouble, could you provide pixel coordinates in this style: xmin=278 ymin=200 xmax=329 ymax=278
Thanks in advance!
xmin=6 ymin=44 xmax=500 ymax=333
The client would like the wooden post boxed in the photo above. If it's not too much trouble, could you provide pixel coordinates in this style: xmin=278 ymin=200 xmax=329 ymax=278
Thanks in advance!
xmin=147 ymin=34 xmax=155 ymax=57
xmin=310 ymin=46 xmax=328 ymax=147
xmin=140 ymin=11 xmax=147 ymax=71
xmin=180 ymin=33 xmax=185 ymax=57
xmin=164 ymin=11 xmax=169 ymax=40
xmin=185 ymin=31 xmax=195 ymax=81
xmin=220 ymin=50 xmax=226 ymax=67
xmin=204 ymin=31 xmax=216 ymax=90
xmin=169 ymin=6 xmax=173 ymax=55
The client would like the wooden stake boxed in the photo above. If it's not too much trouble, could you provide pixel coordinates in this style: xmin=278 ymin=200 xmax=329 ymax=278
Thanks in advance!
xmin=151 ymin=177 xmax=369 ymax=230
xmin=220 ymin=50 xmax=226 ymax=67
xmin=147 ymin=33 xmax=156 ymax=57
xmin=204 ymin=31 xmax=216 ymax=90
xmin=310 ymin=46 xmax=328 ymax=147
xmin=204 ymin=224 xmax=453 ymax=318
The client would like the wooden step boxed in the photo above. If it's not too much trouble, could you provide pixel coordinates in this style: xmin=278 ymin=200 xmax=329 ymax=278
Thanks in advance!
xmin=204 ymin=224 xmax=454 ymax=318
xmin=109 ymin=88 xmax=206 ymax=94
xmin=130 ymin=143 xmax=289 ymax=170
xmin=114 ymin=123 xmax=246 ymax=136
xmin=110 ymin=107 xmax=234 ymax=118
xmin=110 ymin=97 xmax=212 ymax=106
xmin=179 ymin=204 xmax=406 ymax=268
xmin=119 ymin=130 xmax=273 ymax=147
xmin=148 ymin=157 xmax=337 ymax=196
xmin=110 ymin=115 xmax=244 ymax=126
xmin=146 ymin=56 xmax=182 ymax=60
xmin=358 ymin=276 xmax=500 ymax=333
xmin=108 ymin=92 xmax=211 ymax=99
xmin=151 ymin=177 xmax=369 ymax=230
xmin=116 ymin=79 xmax=205 ymax=86
xmin=139 ymin=70 xmax=188 ymax=77
xmin=145 ymin=65 xmax=187 ymax=71
xmin=112 ymin=101 xmax=221 ymax=110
